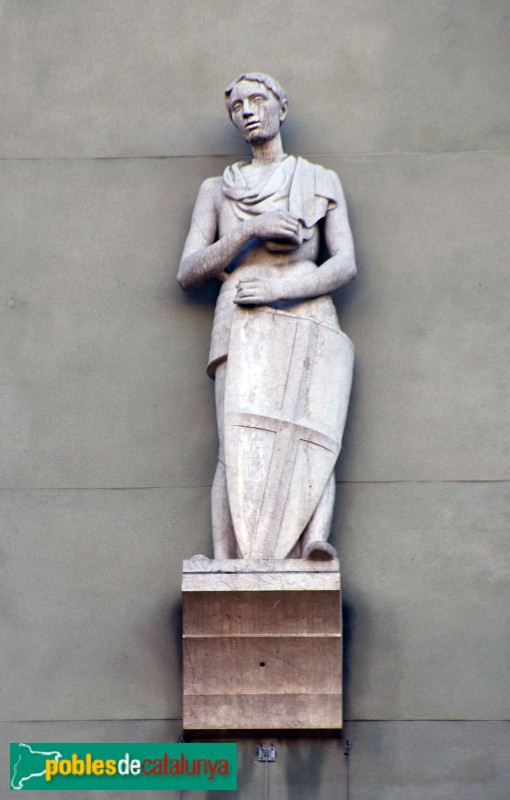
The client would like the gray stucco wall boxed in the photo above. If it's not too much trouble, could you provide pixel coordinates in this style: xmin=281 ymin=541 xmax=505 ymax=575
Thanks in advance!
xmin=1 ymin=2 xmax=509 ymax=798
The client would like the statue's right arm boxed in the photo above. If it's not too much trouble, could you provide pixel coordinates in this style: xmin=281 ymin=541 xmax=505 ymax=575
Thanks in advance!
xmin=177 ymin=177 xmax=252 ymax=291
xmin=177 ymin=178 xmax=301 ymax=291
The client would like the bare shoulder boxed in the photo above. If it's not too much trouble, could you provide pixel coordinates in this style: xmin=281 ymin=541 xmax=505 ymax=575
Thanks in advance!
xmin=197 ymin=176 xmax=223 ymax=205
xmin=200 ymin=175 xmax=223 ymax=190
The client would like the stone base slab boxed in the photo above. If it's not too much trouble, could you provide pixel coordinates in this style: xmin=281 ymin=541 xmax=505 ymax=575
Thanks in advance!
xmin=182 ymin=557 xmax=342 ymax=730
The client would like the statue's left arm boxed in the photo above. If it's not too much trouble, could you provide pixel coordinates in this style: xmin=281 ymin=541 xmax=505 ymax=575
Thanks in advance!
xmin=235 ymin=173 xmax=356 ymax=305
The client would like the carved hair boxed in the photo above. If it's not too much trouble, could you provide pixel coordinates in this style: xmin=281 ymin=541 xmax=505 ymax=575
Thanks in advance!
xmin=224 ymin=72 xmax=288 ymax=113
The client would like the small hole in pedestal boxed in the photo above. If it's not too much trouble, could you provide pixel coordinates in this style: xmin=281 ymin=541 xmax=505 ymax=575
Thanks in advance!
xmin=259 ymin=661 xmax=266 ymax=667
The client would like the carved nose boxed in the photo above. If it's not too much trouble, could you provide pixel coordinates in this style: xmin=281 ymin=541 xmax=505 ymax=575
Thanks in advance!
xmin=242 ymin=103 xmax=254 ymax=117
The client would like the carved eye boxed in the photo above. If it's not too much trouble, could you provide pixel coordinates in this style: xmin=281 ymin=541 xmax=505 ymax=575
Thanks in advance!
xmin=231 ymin=102 xmax=242 ymax=113
xmin=252 ymin=95 xmax=265 ymax=104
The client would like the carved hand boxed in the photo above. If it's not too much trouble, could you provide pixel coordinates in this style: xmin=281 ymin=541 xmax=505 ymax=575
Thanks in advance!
xmin=234 ymin=276 xmax=280 ymax=305
xmin=246 ymin=210 xmax=302 ymax=247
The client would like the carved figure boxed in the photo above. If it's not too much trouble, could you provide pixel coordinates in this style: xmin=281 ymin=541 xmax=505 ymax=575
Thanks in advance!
xmin=178 ymin=73 xmax=355 ymax=560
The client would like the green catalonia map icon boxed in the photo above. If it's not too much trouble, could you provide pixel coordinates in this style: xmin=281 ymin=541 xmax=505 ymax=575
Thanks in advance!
xmin=10 ymin=743 xmax=63 ymax=790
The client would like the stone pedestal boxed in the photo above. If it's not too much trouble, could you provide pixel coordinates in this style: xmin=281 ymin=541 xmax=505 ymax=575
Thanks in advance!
xmin=182 ymin=557 xmax=342 ymax=731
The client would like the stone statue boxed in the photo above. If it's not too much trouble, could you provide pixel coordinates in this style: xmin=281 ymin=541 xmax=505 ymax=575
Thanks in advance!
xmin=178 ymin=73 xmax=355 ymax=560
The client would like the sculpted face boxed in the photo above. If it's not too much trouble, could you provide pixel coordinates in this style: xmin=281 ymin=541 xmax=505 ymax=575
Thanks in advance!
xmin=227 ymin=80 xmax=287 ymax=144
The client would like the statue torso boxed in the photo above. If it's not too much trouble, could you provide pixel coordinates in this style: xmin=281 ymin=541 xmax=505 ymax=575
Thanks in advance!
xmin=207 ymin=156 xmax=341 ymax=376
xmin=217 ymin=155 xmax=336 ymax=268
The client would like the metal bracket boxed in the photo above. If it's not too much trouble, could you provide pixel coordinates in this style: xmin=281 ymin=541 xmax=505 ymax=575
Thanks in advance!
xmin=257 ymin=744 xmax=276 ymax=762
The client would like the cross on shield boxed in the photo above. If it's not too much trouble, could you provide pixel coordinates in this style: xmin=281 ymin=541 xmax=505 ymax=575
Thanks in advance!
xmin=224 ymin=305 xmax=354 ymax=559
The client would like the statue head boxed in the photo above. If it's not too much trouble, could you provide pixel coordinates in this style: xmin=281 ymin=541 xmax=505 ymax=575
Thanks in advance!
xmin=224 ymin=72 xmax=288 ymax=144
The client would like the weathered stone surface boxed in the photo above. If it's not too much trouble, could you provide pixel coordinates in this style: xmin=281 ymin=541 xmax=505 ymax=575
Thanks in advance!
xmin=183 ymin=735 xmax=348 ymax=800
xmin=4 ymin=482 xmax=508 ymax=725
xmin=225 ymin=307 xmax=353 ymax=558
xmin=261 ymin=736 xmax=347 ymax=800
xmin=177 ymin=76 xmax=356 ymax=559
xmin=182 ymin=561 xmax=342 ymax=729
xmin=0 ymin=3 xmax=508 ymax=799
xmin=183 ymin=556 xmax=340 ymax=573
xmin=3 ymin=724 xmax=348 ymax=800
xmin=183 ymin=557 xmax=340 ymax=592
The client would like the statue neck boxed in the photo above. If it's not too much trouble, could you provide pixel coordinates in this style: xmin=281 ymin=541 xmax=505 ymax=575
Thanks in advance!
xmin=250 ymin=133 xmax=286 ymax=163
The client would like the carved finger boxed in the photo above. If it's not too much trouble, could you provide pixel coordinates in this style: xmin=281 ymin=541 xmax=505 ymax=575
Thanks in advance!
xmin=284 ymin=214 xmax=299 ymax=227
xmin=238 ymin=282 xmax=260 ymax=291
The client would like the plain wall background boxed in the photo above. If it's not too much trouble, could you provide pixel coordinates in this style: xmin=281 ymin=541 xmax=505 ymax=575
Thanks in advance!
xmin=1 ymin=2 xmax=509 ymax=798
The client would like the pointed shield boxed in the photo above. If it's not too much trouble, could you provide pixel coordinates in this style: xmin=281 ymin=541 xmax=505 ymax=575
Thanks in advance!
xmin=224 ymin=305 xmax=354 ymax=559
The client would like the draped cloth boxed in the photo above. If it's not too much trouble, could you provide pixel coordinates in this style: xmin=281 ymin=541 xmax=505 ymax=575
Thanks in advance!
xmin=207 ymin=156 xmax=342 ymax=377
xmin=222 ymin=155 xmax=340 ymax=241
